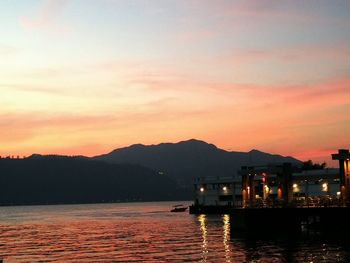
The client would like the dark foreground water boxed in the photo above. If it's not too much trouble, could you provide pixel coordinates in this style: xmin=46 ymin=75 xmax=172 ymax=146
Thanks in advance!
xmin=0 ymin=202 xmax=349 ymax=262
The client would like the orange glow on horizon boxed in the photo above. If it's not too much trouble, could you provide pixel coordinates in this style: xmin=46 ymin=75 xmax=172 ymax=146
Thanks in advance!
xmin=1 ymin=1 xmax=349 ymax=167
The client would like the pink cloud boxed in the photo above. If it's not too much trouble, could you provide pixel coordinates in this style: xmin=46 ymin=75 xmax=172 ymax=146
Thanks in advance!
xmin=205 ymin=76 xmax=350 ymax=162
xmin=188 ymin=0 xmax=323 ymax=33
xmin=226 ymin=43 xmax=350 ymax=65
xmin=19 ymin=0 xmax=68 ymax=30
xmin=208 ymin=76 xmax=350 ymax=103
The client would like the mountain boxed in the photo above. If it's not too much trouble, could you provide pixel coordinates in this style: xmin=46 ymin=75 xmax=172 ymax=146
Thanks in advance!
xmin=0 ymin=139 xmax=301 ymax=205
xmin=0 ymin=155 xmax=189 ymax=206
xmin=94 ymin=139 xmax=301 ymax=186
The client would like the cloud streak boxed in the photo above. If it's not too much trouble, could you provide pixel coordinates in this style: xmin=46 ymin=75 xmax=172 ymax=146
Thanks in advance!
xmin=226 ymin=43 xmax=350 ymax=65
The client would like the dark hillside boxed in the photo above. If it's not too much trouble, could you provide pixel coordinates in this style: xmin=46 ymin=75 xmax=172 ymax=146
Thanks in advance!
xmin=95 ymin=139 xmax=301 ymax=185
xmin=0 ymin=156 xmax=189 ymax=205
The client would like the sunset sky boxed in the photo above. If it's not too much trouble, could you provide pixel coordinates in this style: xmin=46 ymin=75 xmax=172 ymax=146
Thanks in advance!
xmin=1 ymin=0 xmax=349 ymax=166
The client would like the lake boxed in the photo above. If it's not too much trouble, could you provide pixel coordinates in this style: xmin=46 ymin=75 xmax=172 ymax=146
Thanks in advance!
xmin=0 ymin=201 xmax=349 ymax=262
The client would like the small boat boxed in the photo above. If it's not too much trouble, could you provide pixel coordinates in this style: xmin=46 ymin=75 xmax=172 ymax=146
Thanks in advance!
xmin=171 ymin=204 xmax=188 ymax=212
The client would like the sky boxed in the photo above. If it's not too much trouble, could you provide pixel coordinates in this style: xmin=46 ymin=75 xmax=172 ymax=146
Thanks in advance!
xmin=1 ymin=0 xmax=349 ymax=166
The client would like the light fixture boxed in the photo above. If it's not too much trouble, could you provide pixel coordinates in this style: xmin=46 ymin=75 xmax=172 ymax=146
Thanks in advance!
xmin=292 ymin=183 xmax=299 ymax=193
xmin=223 ymin=186 xmax=227 ymax=191
xmin=264 ymin=185 xmax=270 ymax=195
xmin=200 ymin=187 xmax=204 ymax=192
xmin=322 ymin=183 xmax=328 ymax=192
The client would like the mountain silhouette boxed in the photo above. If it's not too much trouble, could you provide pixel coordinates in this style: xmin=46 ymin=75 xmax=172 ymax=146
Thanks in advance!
xmin=0 ymin=155 xmax=188 ymax=205
xmin=94 ymin=139 xmax=301 ymax=186
xmin=0 ymin=139 xmax=301 ymax=205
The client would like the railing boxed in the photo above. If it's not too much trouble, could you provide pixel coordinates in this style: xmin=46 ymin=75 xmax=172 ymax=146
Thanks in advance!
xmin=244 ymin=196 xmax=345 ymax=208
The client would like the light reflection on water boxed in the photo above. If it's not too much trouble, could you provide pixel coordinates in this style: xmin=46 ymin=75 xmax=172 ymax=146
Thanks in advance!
xmin=0 ymin=202 xmax=349 ymax=262
xmin=222 ymin=214 xmax=231 ymax=263
xmin=198 ymin=214 xmax=208 ymax=262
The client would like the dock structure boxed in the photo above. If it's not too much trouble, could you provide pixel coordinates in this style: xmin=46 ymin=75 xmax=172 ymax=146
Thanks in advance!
xmin=190 ymin=165 xmax=340 ymax=213
xmin=332 ymin=149 xmax=350 ymax=206
xmin=190 ymin=149 xmax=350 ymax=233
xmin=240 ymin=163 xmax=293 ymax=208
xmin=239 ymin=163 xmax=340 ymax=209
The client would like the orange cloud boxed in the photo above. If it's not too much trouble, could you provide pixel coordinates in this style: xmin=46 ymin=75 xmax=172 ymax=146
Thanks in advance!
xmin=201 ymin=77 xmax=350 ymax=164
xmin=2 ymin=54 xmax=349 ymax=163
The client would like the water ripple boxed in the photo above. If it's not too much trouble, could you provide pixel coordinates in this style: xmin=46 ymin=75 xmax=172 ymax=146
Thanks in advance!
xmin=0 ymin=202 xmax=349 ymax=262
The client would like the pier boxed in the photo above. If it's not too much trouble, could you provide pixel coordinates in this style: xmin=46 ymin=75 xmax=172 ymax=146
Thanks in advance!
xmin=190 ymin=149 xmax=350 ymax=234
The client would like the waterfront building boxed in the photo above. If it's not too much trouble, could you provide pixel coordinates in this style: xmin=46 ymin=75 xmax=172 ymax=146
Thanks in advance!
xmin=193 ymin=167 xmax=340 ymax=208
xmin=191 ymin=149 xmax=350 ymax=234
xmin=194 ymin=176 xmax=242 ymax=207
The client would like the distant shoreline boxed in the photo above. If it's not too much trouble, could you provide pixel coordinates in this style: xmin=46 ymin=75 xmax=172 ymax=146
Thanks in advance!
xmin=0 ymin=199 xmax=192 ymax=208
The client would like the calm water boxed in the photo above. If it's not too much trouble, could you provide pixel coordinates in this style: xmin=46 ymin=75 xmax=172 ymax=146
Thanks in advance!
xmin=0 ymin=202 xmax=349 ymax=262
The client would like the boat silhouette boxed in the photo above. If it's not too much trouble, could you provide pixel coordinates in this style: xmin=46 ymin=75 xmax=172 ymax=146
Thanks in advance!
xmin=170 ymin=204 xmax=188 ymax=212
